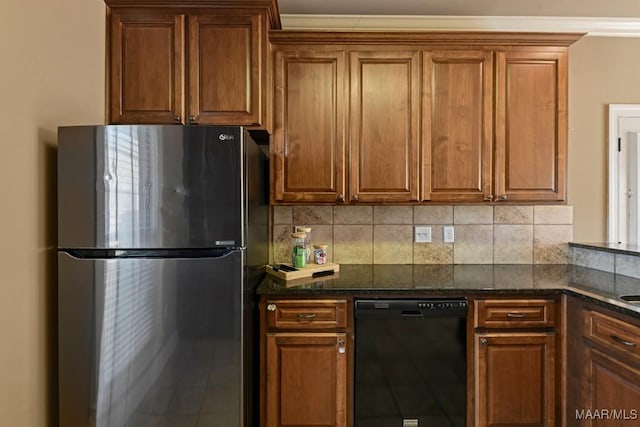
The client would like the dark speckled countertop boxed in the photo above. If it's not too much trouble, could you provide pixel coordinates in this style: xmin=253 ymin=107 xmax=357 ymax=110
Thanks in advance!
xmin=257 ymin=264 xmax=640 ymax=317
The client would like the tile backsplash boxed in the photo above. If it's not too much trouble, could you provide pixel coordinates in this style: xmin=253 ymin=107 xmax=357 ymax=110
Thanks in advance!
xmin=272 ymin=205 xmax=573 ymax=265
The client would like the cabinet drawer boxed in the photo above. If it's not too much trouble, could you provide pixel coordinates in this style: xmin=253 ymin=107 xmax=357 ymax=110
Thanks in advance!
xmin=475 ymin=299 xmax=555 ymax=328
xmin=584 ymin=310 xmax=640 ymax=363
xmin=266 ymin=299 xmax=348 ymax=330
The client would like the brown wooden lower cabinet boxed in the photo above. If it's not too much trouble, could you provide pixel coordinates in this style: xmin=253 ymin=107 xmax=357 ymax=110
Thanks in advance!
xmin=265 ymin=333 xmax=348 ymax=427
xmin=474 ymin=332 xmax=556 ymax=427
xmin=581 ymin=346 xmax=640 ymax=426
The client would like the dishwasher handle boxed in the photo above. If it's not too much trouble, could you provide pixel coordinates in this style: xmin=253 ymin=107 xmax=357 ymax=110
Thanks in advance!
xmin=400 ymin=310 xmax=424 ymax=317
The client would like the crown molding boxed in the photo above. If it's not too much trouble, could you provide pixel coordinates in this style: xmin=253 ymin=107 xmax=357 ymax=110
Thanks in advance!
xmin=280 ymin=14 xmax=640 ymax=37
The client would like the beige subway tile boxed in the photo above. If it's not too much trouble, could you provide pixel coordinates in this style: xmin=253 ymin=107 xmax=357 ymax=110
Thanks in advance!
xmin=373 ymin=206 xmax=413 ymax=224
xmin=534 ymin=225 xmax=573 ymax=264
xmin=494 ymin=206 xmax=533 ymax=224
xmin=454 ymin=206 xmax=493 ymax=224
xmin=454 ymin=225 xmax=494 ymax=264
xmin=333 ymin=225 xmax=373 ymax=264
xmin=333 ymin=206 xmax=373 ymax=225
xmin=373 ymin=225 xmax=413 ymax=264
xmin=293 ymin=206 xmax=333 ymax=225
xmin=534 ymin=205 xmax=573 ymax=225
xmin=493 ymin=225 xmax=534 ymax=264
xmin=413 ymin=225 xmax=454 ymax=264
xmin=414 ymin=206 xmax=453 ymax=224
xmin=272 ymin=206 xmax=292 ymax=225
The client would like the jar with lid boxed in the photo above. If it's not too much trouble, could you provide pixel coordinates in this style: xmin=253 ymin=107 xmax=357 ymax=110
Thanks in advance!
xmin=291 ymin=232 xmax=307 ymax=268
xmin=295 ymin=226 xmax=312 ymax=262
xmin=313 ymin=244 xmax=328 ymax=265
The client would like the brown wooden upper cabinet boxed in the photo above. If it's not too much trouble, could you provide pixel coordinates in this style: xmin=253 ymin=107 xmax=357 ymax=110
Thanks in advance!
xmin=107 ymin=0 xmax=279 ymax=127
xmin=270 ymin=32 xmax=582 ymax=204
xmin=272 ymin=49 xmax=347 ymax=203
xmin=422 ymin=50 xmax=493 ymax=203
xmin=495 ymin=49 xmax=568 ymax=202
xmin=349 ymin=51 xmax=421 ymax=203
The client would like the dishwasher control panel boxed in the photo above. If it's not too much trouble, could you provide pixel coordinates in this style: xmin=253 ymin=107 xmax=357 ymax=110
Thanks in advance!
xmin=355 ymin=298 xmax=468 ymax=318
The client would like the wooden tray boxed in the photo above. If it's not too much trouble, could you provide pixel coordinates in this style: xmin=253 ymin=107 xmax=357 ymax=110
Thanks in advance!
xmin=266 ymin=262 xmax=340 ymax=281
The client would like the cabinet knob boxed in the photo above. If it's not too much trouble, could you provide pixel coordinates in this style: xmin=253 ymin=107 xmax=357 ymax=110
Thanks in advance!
xmin=337 ymin=338 xmax=346 ymax=354
xmin=337 ymin=194 xmax=345 ymax=202
xmin=351 ymin=194 xmax=359 ymax=202
xmin=499 ymin=194 xmax=508 ymax=201
xmin=480 ymin=338 xmax=488 ymax=346
xmin=173 ymin=115 xmax=181 ymax=123
xmin=266 ymin=303 xmax=276 ymax=312
xmin=484 ymin=194 xmax=494 ymax=202
xmin=189 ymin=115 xmax=198 ymax=124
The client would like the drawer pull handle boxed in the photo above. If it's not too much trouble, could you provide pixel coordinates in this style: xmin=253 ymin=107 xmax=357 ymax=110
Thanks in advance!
xmin=610 ymin=334 xmax=637 ymax=347
xmin=297 ymin=313 xmax=317 ymax=320
xmin=507 ymin=312 xmax=526 ymax=318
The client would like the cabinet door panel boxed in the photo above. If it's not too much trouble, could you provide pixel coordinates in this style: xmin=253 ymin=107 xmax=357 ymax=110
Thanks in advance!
xmin=350 ymin=51 xmax=420 ymax=202
xmin=583 ymin=347 xmax=640 ymax=426
xmin=423 ymin=51 xmax=493 ymax=202
xmin=272 ymin=50 xmax=346 ymax=203
xmin=110 ymin=12 xmax=184 ymax=124
xmin=265 ymin=333 xmax=347 ymax=427
xmin=496 ymin=50 xmax=567 ymax=201
xmin=476 ymin=333 xmax=555 ymax=426
xmin=189 ymin=13 xmax=261 ymax=125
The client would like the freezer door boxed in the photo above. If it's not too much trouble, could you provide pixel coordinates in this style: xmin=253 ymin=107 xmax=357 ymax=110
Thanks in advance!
xmin=58 ymin=250 xmax=251 ymax=427
xmin=58 ymin=125 xmax=246 ymax=249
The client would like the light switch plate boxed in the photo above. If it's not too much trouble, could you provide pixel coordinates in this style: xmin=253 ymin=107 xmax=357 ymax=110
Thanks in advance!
xmin=414 ymin=226 xmax=432 ymax=243
xmin=443 ymin=226 xmax=455 ymax=243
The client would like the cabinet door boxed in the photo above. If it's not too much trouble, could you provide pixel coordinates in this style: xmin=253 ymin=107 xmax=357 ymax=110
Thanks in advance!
xmin=582 ymin=347 xmax=640 ymax=426
xmin=349 ymin=51 xmax=420 ymax=203
xmin=475 ymin=333 xmax=555 ymax=426
xmin=110 ymin=11 xmax=184 ymax=124
xmin=423 ymin=51 xmax=493 ymax=202
xmin=272 ymin=49 xmax=346 ymax=203
xmin=188 ymin=13 xmax=262 ymax=125
xmin=495 ymin=50 xmax=568 ymax=202
xmin=265 ymin=333 xmax=347 ymax=427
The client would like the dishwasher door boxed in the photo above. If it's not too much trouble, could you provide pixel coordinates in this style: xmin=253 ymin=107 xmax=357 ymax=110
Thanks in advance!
xmin=354 ymin=299 xmax=468 ymax=427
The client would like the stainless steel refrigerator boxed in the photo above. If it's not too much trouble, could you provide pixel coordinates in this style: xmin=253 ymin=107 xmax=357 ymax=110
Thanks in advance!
xmin=57 ymin=125 xmax=268 ymax=427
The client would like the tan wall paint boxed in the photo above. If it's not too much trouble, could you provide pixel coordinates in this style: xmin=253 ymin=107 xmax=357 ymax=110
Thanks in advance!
xmin=568 ymin=37 xmax=640 ymax=242
xmin=0 ymin=0 xmax=105 ymax=425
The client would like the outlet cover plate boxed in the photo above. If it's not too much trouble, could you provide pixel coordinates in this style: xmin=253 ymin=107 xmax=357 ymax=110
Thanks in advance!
xmin=414 ymin=226 xmax=432 ymax=243
xmin=443 ymin=226 xmax=455 ymax=243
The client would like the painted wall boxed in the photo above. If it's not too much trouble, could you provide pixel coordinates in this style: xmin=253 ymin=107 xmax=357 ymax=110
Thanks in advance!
xmin=568 ymin=36 xmax=640 ymax=242
xmin=0 ymin=0 xmax=105 ymax=425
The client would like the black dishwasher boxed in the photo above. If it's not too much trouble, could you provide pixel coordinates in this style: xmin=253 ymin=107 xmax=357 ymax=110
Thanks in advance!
xmin=355 ymin=298 xmax=468 ymax=427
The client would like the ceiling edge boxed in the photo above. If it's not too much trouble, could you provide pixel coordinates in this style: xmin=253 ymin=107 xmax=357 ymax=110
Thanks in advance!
xmin=280 ymin=15 xmax=640 ymax=37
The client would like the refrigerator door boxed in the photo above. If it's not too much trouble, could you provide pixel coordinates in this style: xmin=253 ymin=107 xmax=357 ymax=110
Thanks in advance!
xmin=58 ymin=250 xmax=249 ymax=427
xmin=58 ymin=125 xmax=246 ymax=249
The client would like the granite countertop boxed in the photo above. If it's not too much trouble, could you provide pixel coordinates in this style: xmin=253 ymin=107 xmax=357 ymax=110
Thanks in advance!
xmin=570 ymin=241 xmax=640 ymax=256
xmin=257 ymin=264 xmax=640 ymax=317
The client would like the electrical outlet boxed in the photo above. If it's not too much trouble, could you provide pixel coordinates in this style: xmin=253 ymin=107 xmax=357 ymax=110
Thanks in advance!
xmin=443 ymin=226 xmax=455 ymax=243
xmin=414 ymin=226 xmax=432 ymax=243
